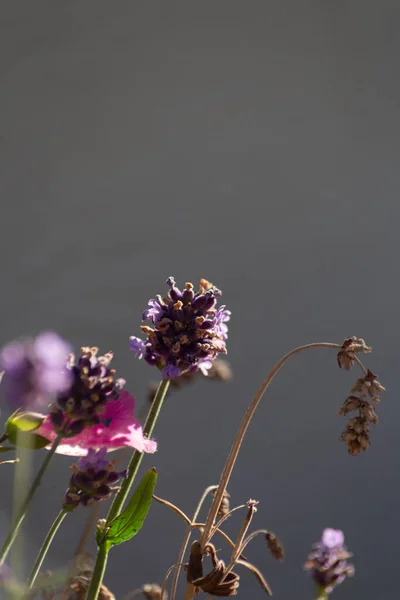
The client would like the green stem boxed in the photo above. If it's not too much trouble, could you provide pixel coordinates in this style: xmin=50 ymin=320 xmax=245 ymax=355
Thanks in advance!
xmin=85 ymin=379 xmax=170 ymax=600
xmin=0 ymin=431 xmax=64 ymax=566
xmin=315 ymin=589 xmax=329 ymax=600
xmin=26 ymin=509 xmax=67 ymax=589
xmin=106 ymin=378 xmax=170 ymax=523
xmin=86 ymin=543 xmax=109 ymax=600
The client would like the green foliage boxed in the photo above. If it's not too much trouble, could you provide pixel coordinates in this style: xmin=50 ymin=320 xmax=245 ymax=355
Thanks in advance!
xmin=100 ymin=468 xmax=157 ymax=549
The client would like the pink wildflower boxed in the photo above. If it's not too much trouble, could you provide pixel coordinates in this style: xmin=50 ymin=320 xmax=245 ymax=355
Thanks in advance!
xmin=36 ymin=391 xmax=157 ymax=456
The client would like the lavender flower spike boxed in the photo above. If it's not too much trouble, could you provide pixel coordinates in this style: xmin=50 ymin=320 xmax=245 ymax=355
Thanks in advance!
xmin=130 ymin=277 xmax=231 ymax=380
xmin=304 ymin=528 xmax=354 ymax=595
xmin=49 ymin=346 xmax=126 ymax=435
xmin=63 ymin=447 xmax=126 ymax=510
xmin=0 ymin=332 xmax=72 ymax=410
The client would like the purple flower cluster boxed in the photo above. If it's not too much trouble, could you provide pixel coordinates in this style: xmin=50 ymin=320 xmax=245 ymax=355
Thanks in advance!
xmin=130 ymin=277 xmax=231 ymax=379
xmin=304 ymin=529 xmax=354 ymax=594
xmin=63 ymin=447 xmax=126 ymax=510
xmin=0 ymin=332 xmax=72 ymax=410
xmin=49 ymin=346 xmax=126 ymax=436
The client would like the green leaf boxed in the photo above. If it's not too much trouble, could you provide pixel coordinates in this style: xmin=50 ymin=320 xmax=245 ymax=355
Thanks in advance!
xmin=6 ymin=410 xmax=50 ymax=449
xmin=104 ymin=467 xmax=157 ymax=547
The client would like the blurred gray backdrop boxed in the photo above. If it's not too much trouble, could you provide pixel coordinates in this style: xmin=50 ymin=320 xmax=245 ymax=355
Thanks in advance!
xmin=0 ymin=1 xmax=399 ymax=598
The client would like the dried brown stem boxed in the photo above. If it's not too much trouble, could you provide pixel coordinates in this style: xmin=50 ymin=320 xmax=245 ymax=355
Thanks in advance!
xmin=169 ymin=486 xmax=217 ymax=600
xmin=183 ymin=341 xmax=368 ymax=599
xmin=200 ymin=343 xmax=343 ymax=552
xmin=153 ymin=494 xmax=192 ymax=525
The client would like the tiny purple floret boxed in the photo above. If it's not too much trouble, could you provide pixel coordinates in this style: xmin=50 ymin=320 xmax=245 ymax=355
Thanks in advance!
xmin=162 ymin=364 xmax=181 ymax=380
xmin=129 ymin=336 xmax=145 ymax=358
xmin=78 ymin=447 xmax=109 ymax=472
xmin=322 ymin=528 xmax=345 ymax=549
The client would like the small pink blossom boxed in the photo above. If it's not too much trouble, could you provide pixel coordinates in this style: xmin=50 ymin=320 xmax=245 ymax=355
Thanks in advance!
xmin=36 ymin=391 xmax=157 ymax=456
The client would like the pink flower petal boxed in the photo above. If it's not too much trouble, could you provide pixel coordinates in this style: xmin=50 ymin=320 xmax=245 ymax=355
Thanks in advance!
xmin=36 ymin=391 xmax=157 ymax=456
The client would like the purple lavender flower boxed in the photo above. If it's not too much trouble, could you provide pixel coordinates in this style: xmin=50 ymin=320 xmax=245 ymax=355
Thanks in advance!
xmin=129 ymin=337 xmax=145 ymax=358
xmin=63 ymin=447 xmax=126 ymax=510
xmin=0 ymin=332 xmax=72 ymax=410
xmin=130 ymin=277 xmax=231 ymax=380
xmin=304 ymin=528 xmax=354 ymax=595
xmin=49 ymin=346 xmax=126 ymax=435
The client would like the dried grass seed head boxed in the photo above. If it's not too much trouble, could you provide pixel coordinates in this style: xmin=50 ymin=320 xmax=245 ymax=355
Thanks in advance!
xmin=339 ymin=368 xmax=385 ymax=455
xmin=337 ymin=337 xmax=371 ymax=370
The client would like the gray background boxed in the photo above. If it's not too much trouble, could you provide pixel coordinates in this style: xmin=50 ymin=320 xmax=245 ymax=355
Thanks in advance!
xmin=0 ymin=1 xmax=399 ymax=598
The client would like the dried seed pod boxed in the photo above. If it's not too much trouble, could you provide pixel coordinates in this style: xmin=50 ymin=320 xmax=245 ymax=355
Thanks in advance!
xmin=351 ymin=370 xmax=385 ymax=403
xmin=190 ymin=543 xmax=240 ymax=597
xmin=214 ymin=490 xmax=231 ymax=518
xmin=338 ymin=396 xmax=362 ymax=416
xmin=141 ymin=583 xmax=167 ymax=600
xmin=186 ymin=541 xmax=204 ymax=584
xmin=265 ymin=532 xmax=284 ymax=562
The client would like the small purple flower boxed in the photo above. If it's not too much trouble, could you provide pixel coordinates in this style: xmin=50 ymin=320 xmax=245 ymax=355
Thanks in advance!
xmin=214 ymin=306 xmax=231 ymax=340
xmin=129 ymin=336 xmax=145 ymax=358
xmin=162 ymin=364 xmax=181 ymax=380
xmin=142 ymin=298 xmax=165 ymax=322
xmin=198 ymin=359 xmax=213 ymax=376
xmin=77 ymin=447 xmax=109 ymax=472
xmin=63 ymin=446 xmax=126 ymax=510
xmin=0 ymin=332 xmax=72 ymax=410
xmin=130 ymin=277 xmax=230 ymax=380
xmin=304 ymin=528 xmax=354 ymax=595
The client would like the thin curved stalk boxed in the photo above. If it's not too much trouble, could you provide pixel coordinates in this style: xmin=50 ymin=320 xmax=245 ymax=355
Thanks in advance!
xmin=169 ymin=486 xmax=218 ymax=600
xmin=153 ymin=490 xmax=245 ymax=555
xmin=184 ymin=341 xmax=365 ymax=600
xmin=209 ymin=504 xmax=247 ymax=541
xmin=235 ymin=528 xmax=269 ymax=556
xmin=161 ymin=563 xmax=187 ymax=600
xmin=0 ymin=430 xmax=65 ymax=565
xmin=191 ymin=524 xmax=246 ymax=557
xmin=200 ymin=343 xmax=343 ymax=549
xmin=153 ymin=495 xmax=191 ymax=525
xmin=223 ymin=529 xmax=269 ymax=578
xmin=27 ymin=509 xmax=68 ymax=588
